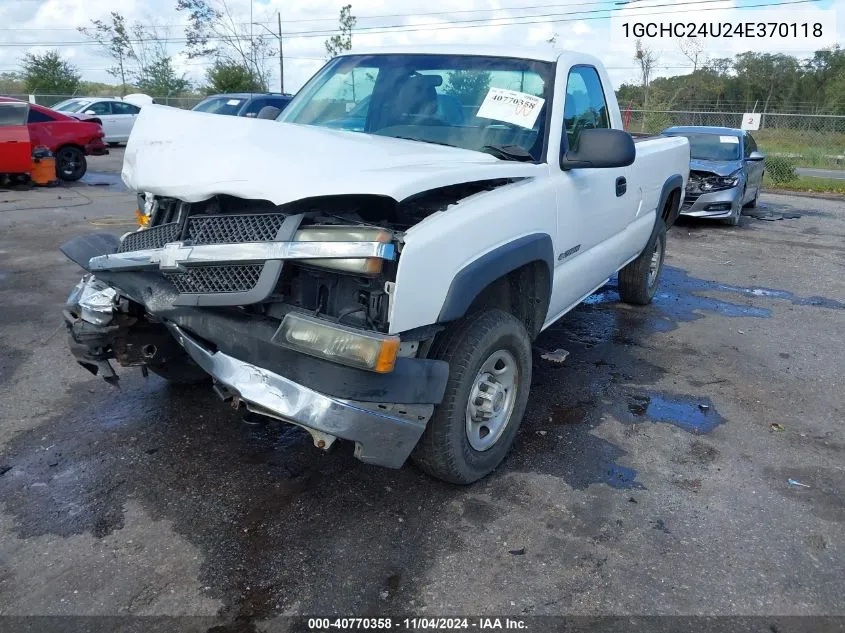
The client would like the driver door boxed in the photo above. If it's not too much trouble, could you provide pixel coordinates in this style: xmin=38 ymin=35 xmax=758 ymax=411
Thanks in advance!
xmin=548 ymin=66 xmax=633 ymax=316
xmin=0 ymin=102 xmax=32 ymax=174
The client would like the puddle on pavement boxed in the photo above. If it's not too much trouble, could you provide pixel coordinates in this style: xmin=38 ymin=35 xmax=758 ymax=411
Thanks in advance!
xmin=627 ymin=393 xmax=724 ymax=434
xmin=602 ymin=464 xmax=645 ymax=490
xmin=79 ymin=172 xmax=128 ymax=191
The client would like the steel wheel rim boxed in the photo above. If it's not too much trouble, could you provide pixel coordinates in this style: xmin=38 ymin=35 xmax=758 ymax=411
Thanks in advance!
xmin=647 ymin=236 xmax=663 ymax=288
xmin=466 ymin=349 xmax=519 ymax=452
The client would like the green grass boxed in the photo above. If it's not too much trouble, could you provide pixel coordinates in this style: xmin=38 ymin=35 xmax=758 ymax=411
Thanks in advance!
xmin=754 ymin=129 xmax=845 ymax=169
xmin=763 ymin=173 xmax=845 ymax=194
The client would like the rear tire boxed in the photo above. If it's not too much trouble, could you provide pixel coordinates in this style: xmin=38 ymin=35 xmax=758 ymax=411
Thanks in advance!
xmin=56 ymin=146 xmax=87 ymax=182
xmin=618 ymin=222 xmax=667 ymax=305
xmin=411 ymin=310 xmax=532 ymax=484
xmin=147 ymin=355 xmax=210 ymax=385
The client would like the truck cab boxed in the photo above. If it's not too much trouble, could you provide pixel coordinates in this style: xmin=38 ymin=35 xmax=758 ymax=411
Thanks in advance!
xmin=61 ymin=46 xmax=689 ymax=484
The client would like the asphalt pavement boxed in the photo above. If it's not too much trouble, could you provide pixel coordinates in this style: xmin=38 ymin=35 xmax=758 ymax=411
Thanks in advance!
xmin=1 ymin=150 xmax=844 ymax=629
xmin=796 ymin=167 xmax=845 ymax=180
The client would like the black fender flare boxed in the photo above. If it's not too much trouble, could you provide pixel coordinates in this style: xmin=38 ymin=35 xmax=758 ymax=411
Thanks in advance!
xmin=436 ymin=233 xmax=554 ymax=324
xmin=658 ymin=174 xmax=684 ymax=229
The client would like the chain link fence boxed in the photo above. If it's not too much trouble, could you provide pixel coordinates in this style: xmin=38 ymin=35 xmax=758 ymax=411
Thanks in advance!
xmin=624 ymin=109 xmax=845 ymax=168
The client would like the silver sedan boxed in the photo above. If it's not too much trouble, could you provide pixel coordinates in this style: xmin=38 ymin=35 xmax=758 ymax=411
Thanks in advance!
xmin=662 ymin=126 xmax=766 ymax=226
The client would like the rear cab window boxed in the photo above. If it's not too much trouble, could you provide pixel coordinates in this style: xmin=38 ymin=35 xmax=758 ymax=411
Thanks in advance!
xmin=27 ymin=109 xmax=56 ymax=123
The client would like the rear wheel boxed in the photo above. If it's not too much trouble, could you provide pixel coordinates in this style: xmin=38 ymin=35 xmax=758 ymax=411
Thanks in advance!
xmin=56 ymin=146 xmax=87 ymax=181
xmin=618 ymin=222 xmax=667 ymax=305
xmin=412 ymin=310 xmax=532 ymax=484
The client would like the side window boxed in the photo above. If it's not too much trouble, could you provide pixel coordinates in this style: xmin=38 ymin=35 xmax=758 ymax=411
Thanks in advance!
xmin=746 ymin=133 xmax=758 ymax=155
xmin=28 ymin=109 xmax=55 ymax=123
xmin=563 ymin=66 xmax=610 ymax=151
xmin=85 ymin=101 xmax=113 ymax=115
xmin=112 ymin=102 xmax=139 ymax=115
xmin=241 ymin=98 xmax=270 ymax=117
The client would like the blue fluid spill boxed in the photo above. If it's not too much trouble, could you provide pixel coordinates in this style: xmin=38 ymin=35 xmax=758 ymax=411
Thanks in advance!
xmin=603 ymin=464 xmax=645 ymax=490
xmin=628 ymin=394 xmax=724 ymax=434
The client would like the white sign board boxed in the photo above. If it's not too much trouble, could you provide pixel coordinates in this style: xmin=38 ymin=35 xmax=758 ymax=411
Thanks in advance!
xmin=476 ymin=88 xmax=545 ymax=129
xmin=741 ymin=113 xmax=761 ymax=131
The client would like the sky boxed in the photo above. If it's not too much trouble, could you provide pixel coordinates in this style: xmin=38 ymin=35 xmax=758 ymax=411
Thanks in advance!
xmin=0 ymin=0 xmax=842 ymax=94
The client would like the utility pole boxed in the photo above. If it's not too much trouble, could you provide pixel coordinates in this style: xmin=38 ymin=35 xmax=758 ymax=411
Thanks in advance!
xmin=277 ymin=12 xmax=285 ymax=94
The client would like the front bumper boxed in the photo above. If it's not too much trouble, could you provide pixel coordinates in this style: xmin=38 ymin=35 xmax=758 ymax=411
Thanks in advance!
xmin=168 ymin=324 xmax=432 ymax=468
xmin=680 ymin=185 xmax=742 ymax=219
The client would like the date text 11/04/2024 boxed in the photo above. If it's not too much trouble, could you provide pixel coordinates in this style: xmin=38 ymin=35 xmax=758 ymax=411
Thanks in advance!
xmin=621 ymin=21 xmax=823 ymax=38
xmin=307 ymin=618 xmax=528 ymax=630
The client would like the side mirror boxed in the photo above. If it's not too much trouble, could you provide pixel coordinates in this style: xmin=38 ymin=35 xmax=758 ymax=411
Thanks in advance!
xmin=561 ymin=128 xmax=636 ymax=170
xmin=256 ymin=106 xmax=281 ymax=120
xmin=84 ymin=110 xmax=96 ymax=115
xmin=747 ymin=151 xmax=765 ymax=161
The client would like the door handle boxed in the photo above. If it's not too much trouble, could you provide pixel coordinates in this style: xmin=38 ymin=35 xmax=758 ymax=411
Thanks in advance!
xmin=615 ymin=177 xmax=627 ymax=197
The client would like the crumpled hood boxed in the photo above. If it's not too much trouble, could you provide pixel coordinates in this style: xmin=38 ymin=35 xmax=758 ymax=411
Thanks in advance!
xmin=689 ymin=158 xmax=743 ymax=178
xmin=122 ymin=105 xmax=542 ymax=205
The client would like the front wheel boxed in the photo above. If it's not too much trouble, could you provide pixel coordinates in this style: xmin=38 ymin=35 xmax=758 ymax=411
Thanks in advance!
xmin=412 ymin=310 xmax=532 ymax=484
xmin=618 ymin=222 xmax=667 ymax=305
xmin=56 ymin=146 xmax=87 ymax=181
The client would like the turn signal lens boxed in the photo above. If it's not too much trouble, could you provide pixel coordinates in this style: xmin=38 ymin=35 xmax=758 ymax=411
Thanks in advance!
xmin=134 ymin=208 xmax=150 ymax=227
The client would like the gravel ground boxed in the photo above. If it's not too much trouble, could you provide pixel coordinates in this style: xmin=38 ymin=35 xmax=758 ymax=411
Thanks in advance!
xmin=1 ymin=156 xmax=843 ymax=630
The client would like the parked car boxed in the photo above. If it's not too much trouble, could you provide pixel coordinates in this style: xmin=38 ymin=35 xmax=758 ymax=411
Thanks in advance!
xmin=60 ymin=46 xmax=689 ymax=484
xmin=191 ymin=93 xmax=293 ymax=117
xmin=0 ymin=97 xmax=107 ymax=181
xmin=0 ymin=101 xmax=32 ymax=176
xmin=51 ymin=97 xmax=141 ymax=145
xmin=661 ymin=126 xmax=765 ymax=226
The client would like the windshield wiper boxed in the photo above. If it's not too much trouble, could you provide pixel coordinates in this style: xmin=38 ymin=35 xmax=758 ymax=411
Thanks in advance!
xmin=481 ymin=144 xmax=534 ymax=162
xmin=390 ymin=135 xmax=456 ymax=148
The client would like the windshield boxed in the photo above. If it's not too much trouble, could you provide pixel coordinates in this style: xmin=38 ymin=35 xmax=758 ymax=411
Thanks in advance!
xmin=279 ymin=54 xmax=555 ymax=161
xmin=193 ymin=97 xmax=247 ymax=116
xmin=53 ymin=99 xmax=91 ymax=113
xmin=669 ymin=132 xmax=741 ymax=161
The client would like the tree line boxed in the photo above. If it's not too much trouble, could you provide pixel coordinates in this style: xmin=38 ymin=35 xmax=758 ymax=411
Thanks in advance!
xmin=0 ymin=3 xmax=357 ymax=99
xmin=620 ymin=42 xmax=845 ymax=115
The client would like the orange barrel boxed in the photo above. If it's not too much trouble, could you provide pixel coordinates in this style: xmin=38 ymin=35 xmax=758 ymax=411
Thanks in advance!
xmin=31 ymin=147 xmax=57 ymax=186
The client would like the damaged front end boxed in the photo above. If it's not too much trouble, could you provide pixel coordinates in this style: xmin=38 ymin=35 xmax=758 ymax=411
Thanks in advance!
xmin=60 ymin=190 xmax=462 ymax=469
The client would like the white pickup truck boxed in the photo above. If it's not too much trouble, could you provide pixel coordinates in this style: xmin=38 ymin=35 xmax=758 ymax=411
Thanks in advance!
xmin=60 ymin=45 xmax=689 ymax=484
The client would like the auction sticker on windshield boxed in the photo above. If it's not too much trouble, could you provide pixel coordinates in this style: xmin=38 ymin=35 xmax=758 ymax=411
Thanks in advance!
xmin=720 ymin=136 xmax=740 ymax=144
xmin=476 ymin=88 xmax=545 ymax=129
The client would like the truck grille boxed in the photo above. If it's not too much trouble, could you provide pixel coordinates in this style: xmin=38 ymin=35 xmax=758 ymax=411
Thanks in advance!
xmin=164 ymin=265 xmax=264 ymax=294
xmin=187 ymin=214 xmax=287 ymax=245
xmin=118 ymin=223 xmax=180 ymax=253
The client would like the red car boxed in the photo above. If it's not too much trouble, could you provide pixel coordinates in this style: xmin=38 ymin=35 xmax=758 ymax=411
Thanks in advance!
xmin=0 ymin=97 xmax=108 ymax=181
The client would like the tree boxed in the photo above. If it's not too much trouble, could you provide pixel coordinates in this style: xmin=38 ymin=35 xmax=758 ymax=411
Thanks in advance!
xmin=137 ymin=56 xmax=191 ymax=96
xmin=678 ymin=37 xmax=707 ymax=73
xmin=444 ymin=70 xmax=491 ymax=105
xmin=634 ymin=39 xmax=659 ymax=109
xmin=21 ymin=51 xmax=81 ymax=95
xmin=177 ymin=0 xmax=271 ymax=90
xmin=205 ymin=60 xmax=264 ymax=94
xmin=325 ymin=4 xmax=357 ymax=59
xmin=0 ymin=72 xmax=24 ymax=95
xmin=78 ymin=12 xmax=136 ymax=96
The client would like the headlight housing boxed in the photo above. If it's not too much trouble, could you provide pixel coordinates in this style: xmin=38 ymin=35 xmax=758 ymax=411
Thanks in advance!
xmin=294 ymin=226 xmax=392 ymax=275
xmin=689 ymin=170 xmax=741 ymax=193
xmin=273 ymin=312 xmax=400 ymax=373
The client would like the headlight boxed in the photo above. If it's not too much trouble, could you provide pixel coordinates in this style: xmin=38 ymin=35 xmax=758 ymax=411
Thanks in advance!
xmin=273 ymin=312 xmax=400 ymax=373
xmin=699 ymin=170 xmax=741 ymax=192
xmin=294 ymin=226 xmax=392 ymax=274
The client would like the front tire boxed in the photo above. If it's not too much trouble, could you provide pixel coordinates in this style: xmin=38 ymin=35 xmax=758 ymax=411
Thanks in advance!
xmin=412 ymin=310 xmax=532 ymax=484
xmin=618 ymin=221 xmax=667 ymax=305
xmin=56 ymin=146 xmax=87 ymax=181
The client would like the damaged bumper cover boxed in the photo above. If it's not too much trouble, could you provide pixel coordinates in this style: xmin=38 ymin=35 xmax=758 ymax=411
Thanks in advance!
xmin=167 ymin=324 xmax=432 ymax=468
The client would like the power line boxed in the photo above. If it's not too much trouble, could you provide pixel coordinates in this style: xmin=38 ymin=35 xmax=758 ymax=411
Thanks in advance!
xmin=0 ymin=0 xmax=824 ymax=46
